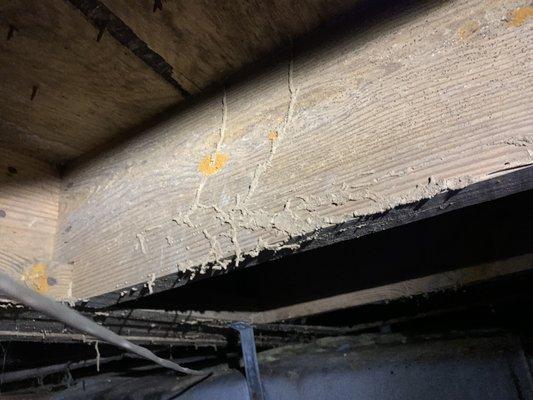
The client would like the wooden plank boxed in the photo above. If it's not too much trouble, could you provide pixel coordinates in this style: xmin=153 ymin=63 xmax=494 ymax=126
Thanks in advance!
xmin=101 ymin=0 xmax=358 ymax=94
xmin=0 ymin=149 xmax=71 ymax=300
xmin=56 ymin=0 xmax=533 ymax=302
xmin=66 ymin=0 xmax=191 ymax=98
xmin=0 ymin=0 xmax=181 ymax=163
xmin=0 ymin=252 xmax=530 ymax=345
xmin=251 ymin=253 xmax=533 ymax=323
xmin=84 ymin=167 xmax=533 ymax=308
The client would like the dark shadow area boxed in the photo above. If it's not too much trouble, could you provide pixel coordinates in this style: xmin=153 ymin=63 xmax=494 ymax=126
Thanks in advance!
xmin=2 ymin=190 xmax=532 ymax=395
xmin=306 ymin=269 xmax=533 ymax=330
xmin=62 ymin=0 xmax=447 ymax=174
xmin=124 ymin=189 xmax=533 ymax=312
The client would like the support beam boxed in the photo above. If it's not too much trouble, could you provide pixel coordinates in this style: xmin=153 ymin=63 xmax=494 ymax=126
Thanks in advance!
xmin=56 ymin=0 xmax=533 ymax=303
xmin=251 ymin=253 xmax=533 ymax=323
xmin=0 ymin=149 xmax=71 ymax=300
xmin=0 ymin=253 xmax=529 ymax=346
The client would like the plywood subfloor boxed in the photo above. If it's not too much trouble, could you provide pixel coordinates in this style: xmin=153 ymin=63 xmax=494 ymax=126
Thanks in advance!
xmin=0 ymin=0 xmax=362 ymax=163
xmin=0 ymin=0 xmax=181 ymax=163
xmin=102 ymin=0 xmax=358 ymax=94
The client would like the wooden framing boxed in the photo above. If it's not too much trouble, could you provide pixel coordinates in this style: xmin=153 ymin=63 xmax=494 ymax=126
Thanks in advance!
xmin=0 ymin=252 xmax=530 ymax=347
xmin=56 ymin=0 xmax=532 ymax=303
xmin=81 ymin=167 xmax=533 ymax=308
xmin=251 ymin=253 xmax=533 ymax=323
xmin=0 ymin=0 xmax=181 ymax=162
xmin=0 ymin=308 xmax=344 ymax=347
xmin=0 ymin=0 xmax=532 ymax=305
xmin=0 ymin=149 xmax=72 ymax=300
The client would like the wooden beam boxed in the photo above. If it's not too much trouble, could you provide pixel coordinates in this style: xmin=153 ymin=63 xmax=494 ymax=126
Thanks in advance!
xmin=2 ymin=253 xmax=529 ymax=345
xmin=100 ymin=0 xmax=359 ymax=94
xmin=0 ymin=149 xmax=71 ymax=300
xmin=0 ymin=308 xmax=339 ymax=347
xmin=83 ymin=167 xmax=533 ymax=308
xmin=56 ymin=0 xmax=533 ymax=303
xmin=251 ymin=253 xmax=533 ymax=323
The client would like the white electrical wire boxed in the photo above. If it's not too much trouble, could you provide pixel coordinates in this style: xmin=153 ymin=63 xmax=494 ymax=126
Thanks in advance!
xmin=0 ymin=271 xmax=205 ymax=375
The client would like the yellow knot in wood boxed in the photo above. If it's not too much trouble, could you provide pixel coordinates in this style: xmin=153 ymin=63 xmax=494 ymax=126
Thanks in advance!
xmin=198 ymin=152 xmax=229 ymax=176
xmin=21 ymin=263 xmax=49 ymax=294
xmin=268 ymin=130 xmax=279 ymax=141
xmin=509 ymin=7 xmax=533 ymax=27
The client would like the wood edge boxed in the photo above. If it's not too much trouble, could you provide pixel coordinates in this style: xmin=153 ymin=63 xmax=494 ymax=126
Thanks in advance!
xmin=252 ymin=253 xmax=533 ymax=323
xmin=79 ymin=167 xmax=533 ymax=309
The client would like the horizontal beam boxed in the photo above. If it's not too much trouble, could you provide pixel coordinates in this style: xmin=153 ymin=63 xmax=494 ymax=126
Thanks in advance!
xmin=82 ymin=167 xmax=533 ymax=308
xmin=56 ymin=0 xmax=533 ymax=303
xmin=1 ymin=253 xmax=529 ymax=346
xmin=251 ymin=253 xmax=533 ymax=323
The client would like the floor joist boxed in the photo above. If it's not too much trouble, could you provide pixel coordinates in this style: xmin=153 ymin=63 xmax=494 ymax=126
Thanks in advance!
xmin=46 ymin=0 xmax=533 ymax=303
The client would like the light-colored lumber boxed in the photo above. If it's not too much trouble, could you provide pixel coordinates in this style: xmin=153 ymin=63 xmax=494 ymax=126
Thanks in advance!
xmin=251 ymin=253 xmax=533 ymax=323
xmin=0 ymin=149 xmax=71 ymax=300
xmin=56 ymin=0 xmax=533 ymax=300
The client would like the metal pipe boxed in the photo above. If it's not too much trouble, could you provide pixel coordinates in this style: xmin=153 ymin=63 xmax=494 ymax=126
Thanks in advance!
xmin=230 ymin=322 xmax=265 ymax=400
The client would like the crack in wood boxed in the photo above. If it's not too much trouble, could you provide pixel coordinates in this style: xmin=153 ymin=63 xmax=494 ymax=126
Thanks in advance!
xmin=66 ymin=0 xmax=190 ymax=98
xmin=245 ymin=56 xmax=299 ymax=204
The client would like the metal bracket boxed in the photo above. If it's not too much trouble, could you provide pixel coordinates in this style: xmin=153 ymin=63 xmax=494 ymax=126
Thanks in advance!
xmin=230 ymin=321 xmax=265 ymax=400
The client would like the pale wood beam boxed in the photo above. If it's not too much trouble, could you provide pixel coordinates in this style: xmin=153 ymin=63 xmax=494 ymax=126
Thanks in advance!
xmin=55 ymin=0 xmax=533 ymax=302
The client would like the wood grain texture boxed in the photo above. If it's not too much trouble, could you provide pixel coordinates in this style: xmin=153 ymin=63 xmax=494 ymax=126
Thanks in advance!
xmin=0 ymin=0 xmax=181 ymax=163
xmin=0 ymin=149 xmax=71 ymax=300
xmin=56 ymin=0 xmax=533 ymax=300
xmin=82 ymin=167 xmax=533 ymax=308
xmin=102 ymin=0 xmax=358 ymax=94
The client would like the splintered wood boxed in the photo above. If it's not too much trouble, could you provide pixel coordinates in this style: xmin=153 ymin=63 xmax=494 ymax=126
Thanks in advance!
xmin=57 ymin=0 xmax=532 ymax=300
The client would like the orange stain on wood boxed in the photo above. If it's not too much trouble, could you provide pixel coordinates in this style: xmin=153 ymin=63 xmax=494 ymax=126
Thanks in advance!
xmin=509 ymin=7 xmax=533 ymax=27
xmin=198 ymin=152 xmax=229 ymax=176
xmin=22 ymin=263 xmax=49 ymax=294
xmin=458 ymin=20 xmax=479 ymax=40
xmin=268 ymin=130 xmax=279 ymax=141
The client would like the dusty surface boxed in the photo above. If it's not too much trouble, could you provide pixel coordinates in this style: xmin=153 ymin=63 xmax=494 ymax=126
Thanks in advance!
xmin=0 ymin=0 xmax=359 ymax=163
xmin=0 ymin=0 xmax=181 ymax=162
xmin=56 ymin=0 xmax=533 ymax=300
xmin=0 ymin=149 xmax=72 ymax=300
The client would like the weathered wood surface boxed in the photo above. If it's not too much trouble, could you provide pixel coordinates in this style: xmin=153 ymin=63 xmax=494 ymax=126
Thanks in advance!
xmin=101 ymin=0 xmax=357 ymax=94
xmin=0 ymin=0 xmax=181 ymax=162
xmin=0 ymin=149 xmax=71 ymax=300
xmin=83 ymin=167 xmax=533 ymax=308
xmin=56 ymin=0 xmax=533 ymax=301
xmin=0 ymin=0 xmax=361 ymax=163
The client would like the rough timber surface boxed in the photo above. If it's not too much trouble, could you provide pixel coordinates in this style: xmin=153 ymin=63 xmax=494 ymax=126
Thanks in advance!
xmin=81 ymin=168 xmax=533 ymax=308
xmin=0 ymin=0 xmax=181 ymax=163
xmin=0 ymin=149 xmax=71 ymax=300
xmin=0 ymin=308 xmax=337 ymax=347
xmin=56 ymin=0 xmax=533 ymax=302
xmin=101 ymin=0 xmax=358 ymax=94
